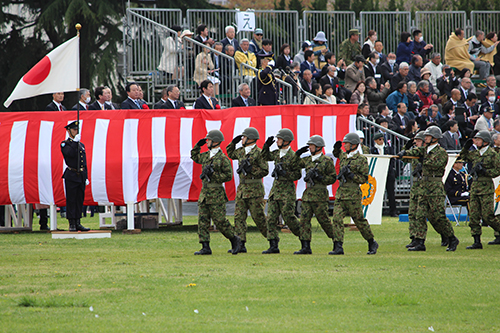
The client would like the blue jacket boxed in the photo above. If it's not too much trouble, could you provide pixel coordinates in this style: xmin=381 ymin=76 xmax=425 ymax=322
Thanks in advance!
xmin=413 ymin=40 xmax=432 ymax=59
xmin=396 ymin=41 xmax=414 ymax=64
xmin=386 ymin=90 xmax=409 ymax=113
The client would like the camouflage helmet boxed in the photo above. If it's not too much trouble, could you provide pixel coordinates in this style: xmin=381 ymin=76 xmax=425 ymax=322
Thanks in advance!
xmin=206 ymin=129 xmax=224 ymax=142
xmin=242 ymin=127 xmax=260 ymax=140
xmin=307 ymin=135 xmax=325 ymax=147
xmin=276 ymin=128 xmax=294 ymax=142
xmin=414 ymin=131 xmax=426 ymax=141
xmin=474 ymin=130 xmax=491 ymax=143
xmin=424 ymin=126 xmax=442 ymax=139
xmin=343 ymin=132 xmax=360 ymax=145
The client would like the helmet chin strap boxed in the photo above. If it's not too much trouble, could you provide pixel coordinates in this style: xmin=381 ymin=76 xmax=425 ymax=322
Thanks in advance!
xmin=310 ymin=146 xmax=321 ymax=155
xmin=242 ymin=139 xmax=256 ymax=147
xmin=345 ymin=143 xmax=357 ymax=153
xmin=278 ymin=141 xmax=290 ymax=149
xmin=208 ymin=142 xmax=220 ymax=150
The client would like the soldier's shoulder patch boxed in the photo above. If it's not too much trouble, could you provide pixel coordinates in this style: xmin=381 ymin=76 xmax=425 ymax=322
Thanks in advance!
xmin=61 ymin=142 xmax=66 ymax=147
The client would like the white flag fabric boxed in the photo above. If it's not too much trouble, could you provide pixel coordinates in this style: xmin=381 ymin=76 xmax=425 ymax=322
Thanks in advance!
xmin=4 ymin=36 xmax=79 ymax=108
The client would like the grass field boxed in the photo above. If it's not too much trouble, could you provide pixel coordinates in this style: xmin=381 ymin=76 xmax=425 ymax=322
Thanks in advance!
xmin=1 ymin=214 xmax=500 ymax=332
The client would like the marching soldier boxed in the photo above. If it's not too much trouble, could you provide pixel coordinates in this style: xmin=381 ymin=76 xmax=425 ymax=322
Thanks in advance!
xmin=61 ymin=121 xmax=90 ymax=232
xmin=190 ymin=130 xmax=242 ymax=255
xmin=458 ymin=130 xmax=500 ymax=249
xmin=331 ymin=133 xmax=379 ymax=255
xmin=261 ymin=129 xmax=302 ymax=254
xmin=397 ymin=126 xmax=460 ymax=251
xmin=257 ymin=53 xmax=278 ymax=106
xmin=293 ymin=135 xmax=337 ymax=254
xmin=226 ymin=127 xmax=269 ymax=253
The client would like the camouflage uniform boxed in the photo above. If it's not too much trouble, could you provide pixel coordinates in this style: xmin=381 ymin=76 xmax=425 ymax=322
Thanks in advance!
xmin=331 ymin=150 xmax=374 ymax=242
xmin=261 ymin=147 xmax=302 ymax=240
xmin=227 ymin=142 xmax=269 ymax=242
xmin=361 ymin=144 xmax=370 ymax=154
xmin=295 ymin=154 xmax=337 ymax=241
xmin=191 ymin=144 xmax=235 ymax=243
xmin=339 ymin=38 xmax=362 ymax=66
xmin=404 ymin=158 xmax=424 ymax=239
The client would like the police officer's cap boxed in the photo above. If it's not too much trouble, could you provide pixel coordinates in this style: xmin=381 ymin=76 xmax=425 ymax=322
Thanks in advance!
xmin=373 ymin=132 xmax=384 ymax=141
xmin=242 ymin=127 xmax=260 ymax=140
xmin=64 ymin=121 xmax=79 ymax=130
xmin=414 ymin=130 xmax=426 ymax=141
xmin=483 ymin=106 xmax=494 ymax=113
xmin=257 ymin=52 xmax=274 ymax=60
xmin=455 ymin=159 xmax=465 ymax=163
xmin=276 ymin=128 xmax=294 ymax=142
xmin=423 ymin=126 xmax=442 ymax=139
xmin=474 ymin=130 xmax=491 ymax=143
xmin=307 ymin=135 xmax=325 ymax=147
xmin=206 ymin=129 xmax=224 ymax=142
xmin=343 ymin=132 xmax=360 ymax=145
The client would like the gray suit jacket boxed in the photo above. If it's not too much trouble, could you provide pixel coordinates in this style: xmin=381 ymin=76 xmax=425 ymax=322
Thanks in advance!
xmin=474 ymin=115 xmax=493 ymax=132
xmin=439 ymin=131 xmax=461 ymax=151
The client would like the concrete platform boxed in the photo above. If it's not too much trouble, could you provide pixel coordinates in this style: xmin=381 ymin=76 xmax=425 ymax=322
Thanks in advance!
xmin=51 ymin=230 xmax=111 ymax=239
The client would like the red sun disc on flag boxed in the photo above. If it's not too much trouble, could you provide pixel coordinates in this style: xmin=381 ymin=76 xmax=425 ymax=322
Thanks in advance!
xmin=23 ymin=56 xmax=51 ymax=85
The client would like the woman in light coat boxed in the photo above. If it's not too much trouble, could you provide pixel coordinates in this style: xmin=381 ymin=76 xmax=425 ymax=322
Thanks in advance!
xmin=194 ymin=41 xmax=220 ymax=95
xmin=158 ymin=25 xmax=182 ymax=79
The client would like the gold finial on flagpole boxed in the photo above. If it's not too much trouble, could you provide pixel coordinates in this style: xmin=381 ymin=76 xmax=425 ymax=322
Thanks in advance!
xmin=75 ymin=23 xmax=82 ymax=36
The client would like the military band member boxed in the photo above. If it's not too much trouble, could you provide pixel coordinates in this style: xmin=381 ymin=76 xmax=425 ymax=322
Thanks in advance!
xmin=293 ymin=135 xmax=337 ymax=254
xmin=458 ymin=130 xmax=500 ymax=249
xmin=191 ymin=130 xmax=242 ymax=255
xmin=257 ymin=53 xmax=278 ymax=106
xmin=226 ymin=127 xmax=269 ymax=253
xmin=60 ymin=121 xmax=90 ymax=232
xmin=261 ymin=129 xmax=302 ymax=254
xmin=397 ymin=126 xmax=460 ymax=251
xmin=331 ymin=133 xmax=379 ymax=255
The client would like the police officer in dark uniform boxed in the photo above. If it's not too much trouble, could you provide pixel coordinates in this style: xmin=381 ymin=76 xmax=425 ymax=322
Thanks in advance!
xmin=61 ymin=121 xmax=90 ymax=232
xmin=257 ymin=53 xmax=278 ymax=106
xmin=444 ymin=159 xmax=470 ymax=206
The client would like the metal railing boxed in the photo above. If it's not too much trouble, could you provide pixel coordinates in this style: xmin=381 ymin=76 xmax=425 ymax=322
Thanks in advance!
xmin=471 ymin=11 xmax=500 ymax=36
xmin=128 ymin=8 xmax=182 ymax=27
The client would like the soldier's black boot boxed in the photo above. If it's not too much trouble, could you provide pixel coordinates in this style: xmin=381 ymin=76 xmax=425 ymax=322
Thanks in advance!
xmin=408 ymin=238 xmax=426 ymax=251
xmin=367 ymin=238 xmax=379 ymax=255
xmin=294 ymin=240 xmax=312 ymax=254
xmin=228 ymin=240 xmax=247 ymax=253
xmin=446 ymin=235 xmax=460 ymax=251
xmin=441 ymin=234 xmax=449 ymax=247
xmin=466 ymin=235 xmax=482 ymax=249
xmin=194 ymin=242 xmax=212 ymax=255
xmin=405 ymin=236 xmax=417 ymax=248
xmin=262 ymin=239 xmax=280 ymax=254
xmin=329 ymin=241 xmax=344 ymax=255
xmin=69 ymin=219 xmax=77 ymax=232
xmin=75 ymin=219 xmax=90 ymax=232
xmin=230 ymin=235 xmax=242 ymax=255
xmin=39 ymin=223 xmax=49 ymax=231
xmin=488 ymin=235 xmax=500 ymax=245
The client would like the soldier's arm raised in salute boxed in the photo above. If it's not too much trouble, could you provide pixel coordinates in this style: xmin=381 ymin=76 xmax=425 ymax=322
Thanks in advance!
xmin=190 ymin=138 xmax=207 ymax=164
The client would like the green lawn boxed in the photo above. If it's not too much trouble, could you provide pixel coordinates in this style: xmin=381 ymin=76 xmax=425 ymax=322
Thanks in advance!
xmin=1 ymin=215 xmax=499 ymax=332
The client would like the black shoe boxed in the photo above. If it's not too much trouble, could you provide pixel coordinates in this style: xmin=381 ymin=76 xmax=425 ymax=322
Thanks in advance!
xmin=229 ymin=241 xmax=247 ymax=253
xmin=408 ymin=238 xmax=426 ymax=251
xmin=230 ymin=235 xmax=242 ymax=255
xmin=75 ymin=220 xmax=90 ymax=232
xmin=446 ymin=235 xmax=460 ymax=251
xmin=405 ymin=236 xmax=417 ymax=248
xmin=39 ymin=225 xmax=49 ymax=231
xmin=69 ymin=219 xmax=77 ymax=232
xmin=329 ymin=241 xmax=344 ymax=255
xmin=466 ymin=235 xmax=482 ymax=249
xmin=367 ymin=239 xmax=379 ymax=255
xmin=194 ymin=242 xmax=212 ymax=255
xmin=262 ymin=239 xmax=280 ymax=254
xmin=294 ymin=240 xmax=312 ymax=254
xmin=441 ymin=234 xmax=449 ymax=247
xmin=488 ymin=236 xmax=500 ymax=245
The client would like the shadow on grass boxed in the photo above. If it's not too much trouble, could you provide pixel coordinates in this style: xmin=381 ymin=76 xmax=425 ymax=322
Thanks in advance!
xmin=18 ymin=296 xmax=89 ymax=308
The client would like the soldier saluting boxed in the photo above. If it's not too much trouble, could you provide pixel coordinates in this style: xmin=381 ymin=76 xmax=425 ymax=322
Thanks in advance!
xmin=191 ymin=130 xmax=242 ymax=255
xmin=293 ymin=135 xmax=337 ymax=255
xmin=257 ymin=53 xmax=277 ymax=106
xmin=226 ymin=127 xmax=269 ymax=253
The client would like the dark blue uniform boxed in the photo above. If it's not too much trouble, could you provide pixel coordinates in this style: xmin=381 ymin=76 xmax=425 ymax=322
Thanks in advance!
xmin=444 ymin=169 xmax=470 ymax=205
xmin=257 ymin=66 xmax=277 ymax=106
xmin=61 ymin=138 xmax=88 ymax=221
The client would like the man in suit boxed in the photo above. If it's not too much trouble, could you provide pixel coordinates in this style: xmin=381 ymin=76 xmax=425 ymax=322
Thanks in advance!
xmin=211 ymin=42 xmax=224 ymax=85
xmin=437 ymin=65 xmax=460 ymax=99
xmin=220 ymin=44 xmax=236 ymax=94
xmin=475 ymin=107 xmax=495 ymax=132
xmin=439 ymin=120 xmax=461 ymax=150
xmin=442 ymin=89 xmax=461 ymax=118
xmin=389 ymin=62 xmax=409 ymax=92
xmin=370 ymin=132 xmax=397 ymax=216
xmin=459 ymin=77 xmax=473 ymax=104
xmin=71 ymin=88 xmax=91 ymax=110
xmin=392 ymin=102 xmax=411 ymax=135
xmin=231 ymin=83 xmax=256 ymax=107
xmin=194 ymin=80 xmax=219 ymax=109
xmin=256 ymin=39 xmax=274 ymax=68
xmin=364 ymin=52 xmax=382 ymax=85
xmin=88 ymin=86 xmax=111 ymax=110
xmin=344 ymin=55 xmax=366 ymax=92
xmin=479 ymin=75 xmax=500 ymax=105
xmin=300 ymin=50 xmax=321 ymax=80
xmin=154 ymin=86 xmax=185 ymax=109
xmin=380 ymin=52 xmax=398 ymax=85
xmin=46 ymin=92 xmax=66 ymax=111
xmin=220 ymin=26 xmax=239 ymax=53
xmin=300 ymin=69 xmax=315 ymax=94
xmin=374 ymin=40 xmax=387 ymax=64
xmin=103 ymin=87 xmax=119 ymax=110
xmin=121 ymin=82 xmax=141 ymax=109
xmin=480 ymin=89 xmax=500 ymax=115
xmin=319 ymin=65 xmax=346 ymax=103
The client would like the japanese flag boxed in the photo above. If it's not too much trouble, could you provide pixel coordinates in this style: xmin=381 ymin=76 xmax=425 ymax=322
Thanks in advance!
xmin=4 ymin=36 xmax=79 ymax=108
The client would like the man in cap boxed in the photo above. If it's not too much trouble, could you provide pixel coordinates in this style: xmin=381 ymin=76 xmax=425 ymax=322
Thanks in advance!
xmin=191 ymin=130 xmax=242 ymax=255
xmin=397 ymin=126 xmax=460 ymax=251
xmin=458 ymin=130 xmax=500 ymax=249
xmin=249 ymin=28 xmax=263 ymax=54
xmin=293 ymin=135 xmax=337 ymax=254
xmin=444 ymin=159 xmax=470 ymax=206
xmin=370 ymin=132 xmax=397 ymax=217
xmin=257 ymin=53 xmax=278 ymax=106
xmin=294 ymin=41 xmax=312 ymax=65
xmin=226 ymin=128 xmax=269 ymax=253
xmin=474 ymin=106 xmax=495 ymax=132
xmin=339 ymin=29 xmax=362 ymax=66
xmin=60 ymin=121 xmax=90 ymax=232
xmin=331 ymin=132 xmax=379 ymax=255
xmin=261 ymin=129 xmax=303 ymax=254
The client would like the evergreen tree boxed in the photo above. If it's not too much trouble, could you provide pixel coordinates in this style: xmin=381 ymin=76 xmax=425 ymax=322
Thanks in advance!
xmin=373 ymin=0 xmax=381 ymax=11
xmin=351 ymin=0 xmax=364 ymax=14
xmin=387 ymin=0 xmax=397 ymax=11
xmin=289 ymin=0 xmax=304 ymax=14
xmin=336 ymin=0 xmax=351 ymax=11
xmin=310 ymin=0 xmax=328 ymax=10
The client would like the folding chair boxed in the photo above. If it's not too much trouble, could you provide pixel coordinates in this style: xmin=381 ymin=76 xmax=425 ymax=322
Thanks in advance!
xmin=446 ymin=196 xmax=469 ymax=226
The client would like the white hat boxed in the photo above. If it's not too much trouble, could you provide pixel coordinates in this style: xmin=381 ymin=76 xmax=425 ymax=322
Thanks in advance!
xmin=180 ymin=29 xmax=194 ymax=38
xmin=313 ymin=31 xmax=327 ymax=42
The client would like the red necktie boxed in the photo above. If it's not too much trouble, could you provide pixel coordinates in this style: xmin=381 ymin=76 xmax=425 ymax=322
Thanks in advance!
xmin=59 ymin=105 xmax=62 ymax=111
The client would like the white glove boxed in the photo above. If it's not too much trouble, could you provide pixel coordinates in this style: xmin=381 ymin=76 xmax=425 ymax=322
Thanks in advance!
xmin=73 ymin=134 xmax=81 ymax=142
xmin=85 ymin=179 xmax=90 ymax=186
xmin=461 ymin=192 xmax=469 ymax=197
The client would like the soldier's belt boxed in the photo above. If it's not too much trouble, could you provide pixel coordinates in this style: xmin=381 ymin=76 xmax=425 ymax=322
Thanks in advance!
xmin=240 ymin=179 xmax=262 ymax=184
xmin=476 ymin=177 xmax=492 ymax=182
xmin=340 ymin=182 xmax=359 ymax=187
xmin=67 ymin=167 xmax=85 ymax=173
xmin=203 ymin=183 xmax=223 ymax=188
xmin=307 ymin=184 xmax=327 ymax=189
xmin=422 ymin=176 xmax=442 ymax=181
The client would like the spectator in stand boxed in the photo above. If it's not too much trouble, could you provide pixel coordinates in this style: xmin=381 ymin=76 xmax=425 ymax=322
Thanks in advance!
xmin=339 ymin=29 xmax=361 ymax=66
xmin=468 ymin=30 xmax=498 ymax=79
xmin=396 ymin=32 xmax=414 ymax=65
xmin=322 ymin=84 xmax=337 ymax=104
xmin=276 ymin=43 xmax=293 ymax=70
xmin=362 ymin=30 xmax=377 ymax=59
xmin=294 ymin=41 xmax=312 ymax=65
xmin=89 ymin=86 xmax=111 ymax=110
xmin=285 ymin=61 xmax=302 ymax=99
xmin=220 ymin=44 xmax=235 ymax=94
xmin=103 ymin=87 xmax=119 ymax=110
xmin=300 ymin=69 xmax=315 ymax=94
xmin=154 ymin=85 xmax=184 ymax=109
xmin=364 ymin=52 xmax=382 ymax=85
xmin=458 ymin=77 xmax=473 ymax=103
xmin=416 ymin=80 xmax=434 ymax=110
xmin=304 ymin=83 xmax=322 ymax=105
xmin=387 ymin=82 xmax=409 ymax=116
xmin=221 ymin=26 xmax=239 ymax=53
xmin=463 ymin=93 xmax=479 ymax=134
xmin=345 ymin=55 xmax=366 ymax=92
xmin=439 ymin=101 xmax=457 ymax=129
xmin=249 ymin=28 xmax=263 ymax=54
xmin=406 ymin=81 xmax=422 ymax=119
xmin=420 ymin=69 xmax=439 ymax=102
xmin=377 ymin=103 xmax=393 ymax=121
xmin=320 ymin=52 xmax=347 ymax=81
xmin=194 ymin=41 xmax=219 ymax=96
xmin=357 ymin=103 xmax=374 ymax=122
xmin=444 ymin=28 xmax=474 ymax=78
xmin=478 ymin=31 xmax=498 ymax=67
xmin=374 ymin=40 xmax=387 ymax=64
xmin=475 ymin=106 xmax=495 ymax=132
xmin=458 ymin=68 xmax=476 ymax=94
xmin=231 ymin=83 xmax=256 ymax=107
xmin=366 ymin=77 xmax=391 ymax=114
xmin=312 ymin=31 xmax=329 ymax=69
xmin=404 ymin=119 xmax=419 ymax=138
xmin=412 ymin=29 xmax=433 ymax=62
xmin=380 ymin=52 xmax=398 ymax=85
xmin=423 ymin=53 xmax=443 ymax=92
xmin=350 ymin=81 xmax=368 ymax=106
xmin=392 ymin=102 xmax=410 ymax=135
xmin=158 ymin=25 xmax=182 ymax=80
xmin=371 ymin=132 xmax=397 ymax=216
xmin=137 ymin=86 xmax=148 ymax=109
xmin=320 ymin=65 xmax=346 ymax=103
xmin=437 ymin=65 xmax=460 ymax=101
xmin=256 ymin=39 xmax=274 ymax=68
xmin=494 ymin=119 xmax=500 ymax=134
xmin=121 ymin=82 xmax=141 ymax=109
xmin=180 ymin=29 xmax=195 ymax=78
xmin=480 ymin=89 xmax=500 ymax=115
xmin=71 ymin=88 xmax=91 ymax=110
xmin=390 ymin=62 xmax=409 ymax=92
xmin=194 ymin=24 xmax=214 ymax=49
xmin=439 ymin=120 xmax=461 ymax=150
xmin=194 ymin=80 xmax=219 ymax=109
xmin=407 ymin=55 xmax=423 ymax=83
xmin=479 ymin=75 xmax=500 ymax=104
xmin=211 ymin=42 xmax=223 ymax=88
xmin=234 ymin=39 xmax=257 ymax=84
xmin=46 ymin=92 xmax=66 ymax=111
xmin=300 ymin=50 xmax=321 ymax=79
xmin=442 ymin=88 xmax=461 ymax=116
xmin=416 ymin=104 xmax=440 ymax=130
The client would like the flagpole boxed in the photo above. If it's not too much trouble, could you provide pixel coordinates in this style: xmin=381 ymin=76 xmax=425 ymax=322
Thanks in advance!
xmin=75 ymin=23 xmax=81 ymax=130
